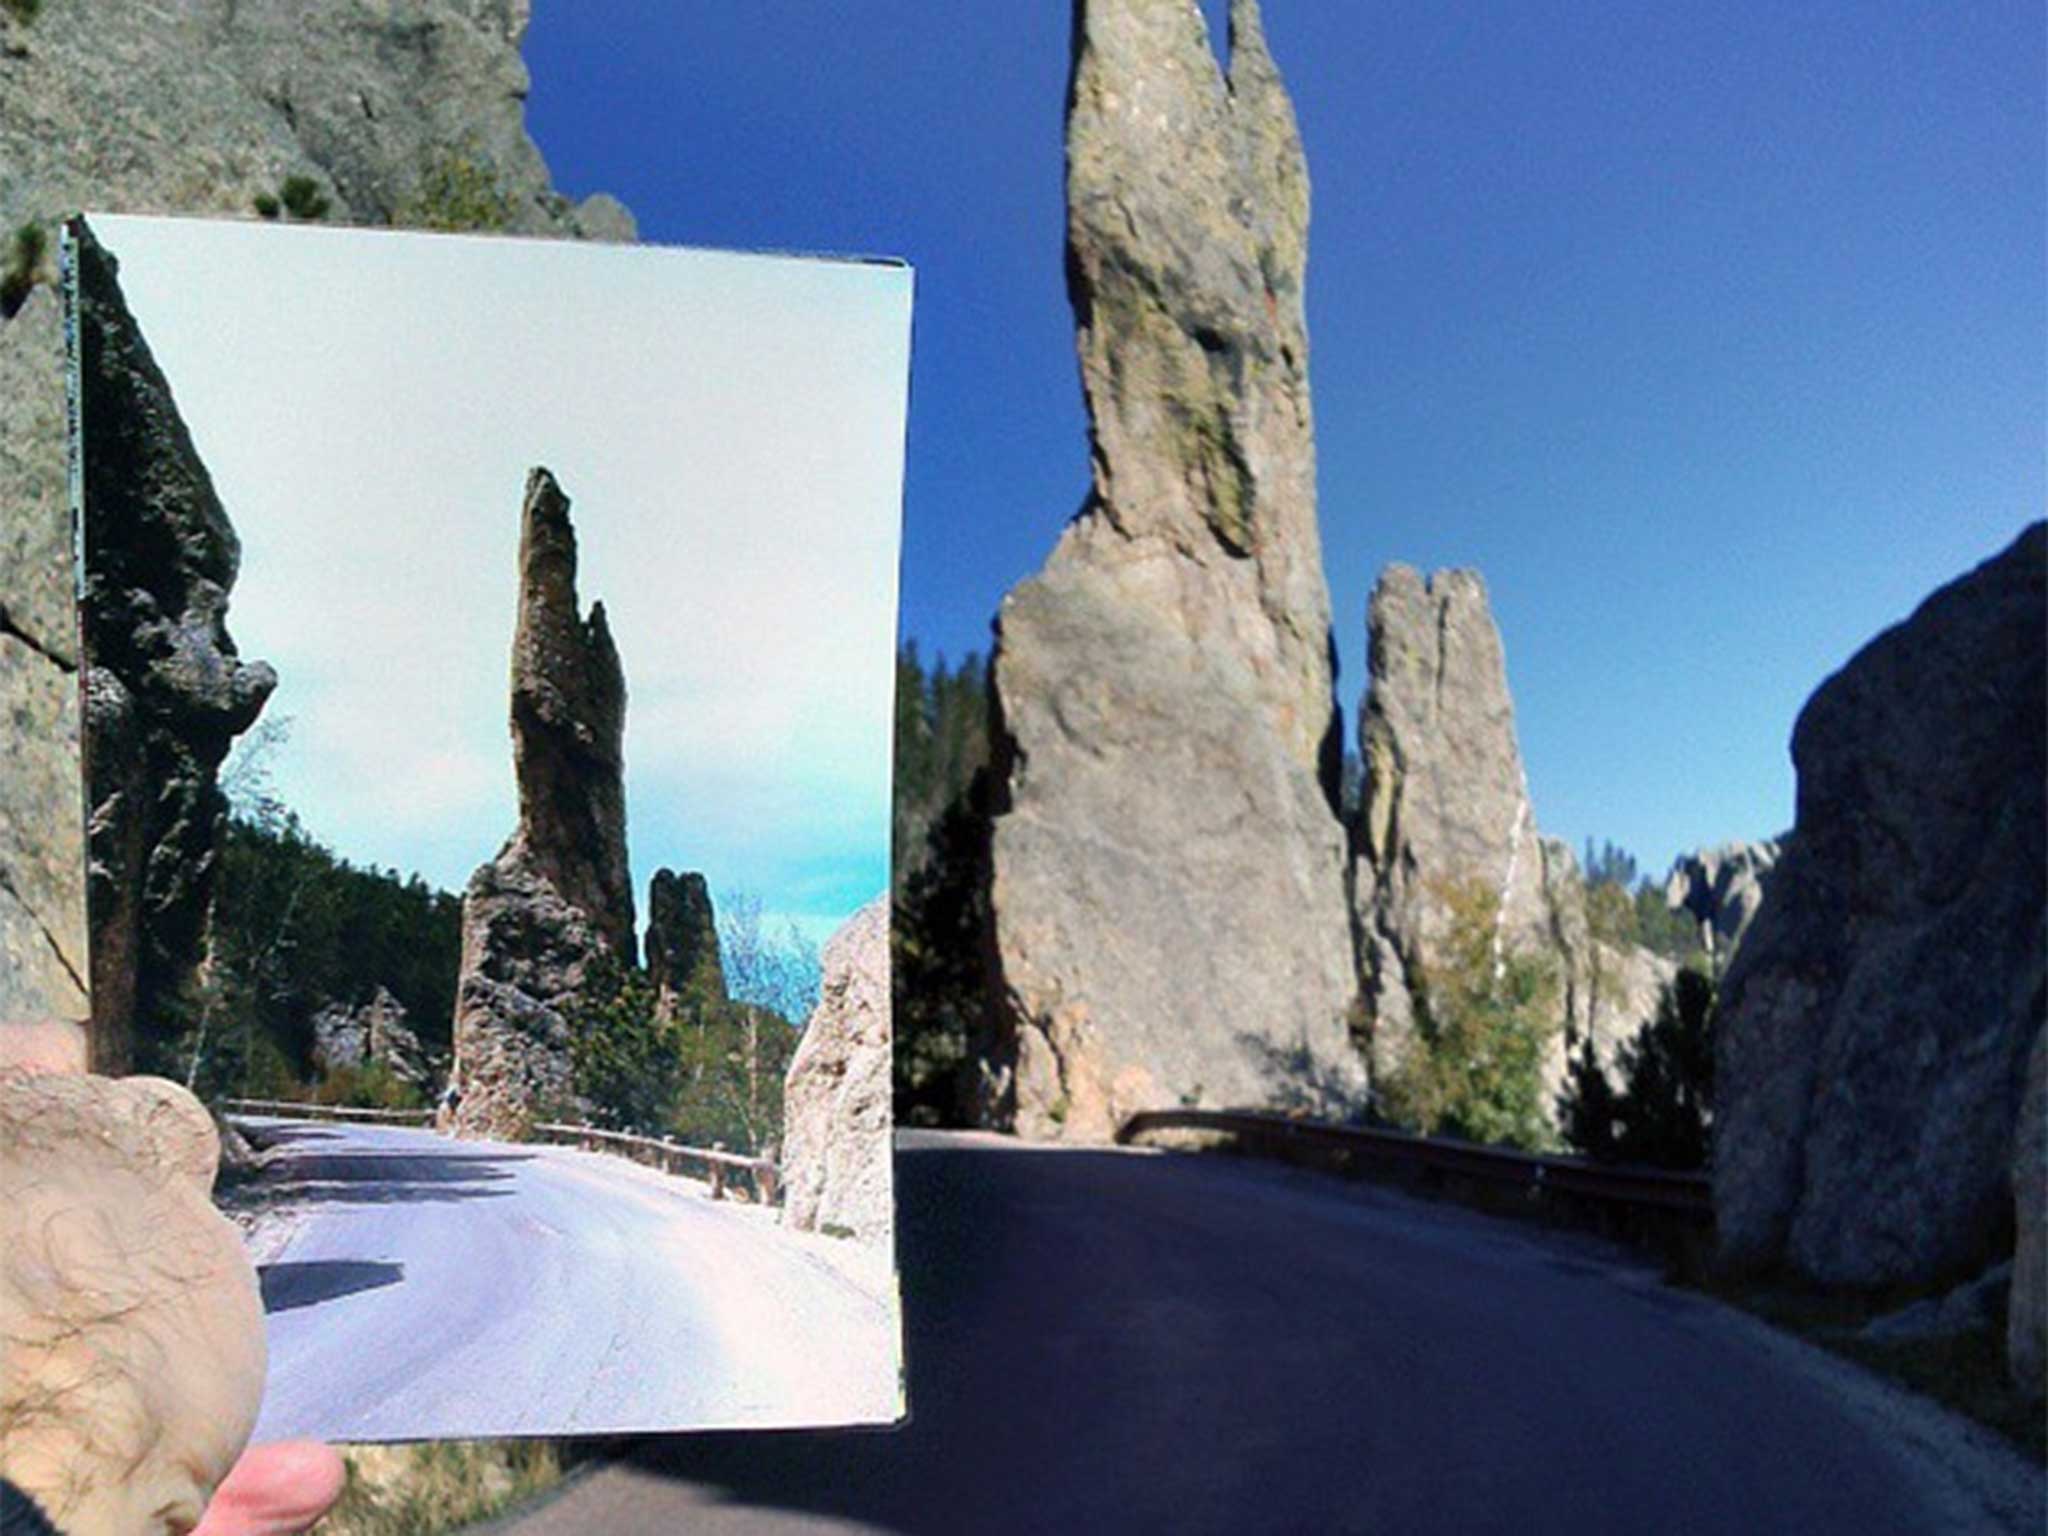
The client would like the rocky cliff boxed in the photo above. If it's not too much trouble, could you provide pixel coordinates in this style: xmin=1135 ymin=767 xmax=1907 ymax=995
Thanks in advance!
xmin=1352 ymin=564 xmax=1671 ymax=1116
xmin=310 ymin=986 xmax=429 ymax=1087
xmin=74 ymin=223 xmax=278 ymax=1076
xmin=452 ymin=468 xmax=633 ymax=1137
xmin=981 ymin=0 xmax=1363 ymax=1141
xmin=1664 ymin=839 xmax=1782 ymax=971
xmin=782 ymin=897 xmax=893 ymax=1245
xmin=1714 ymin=523 xmax=2045 ymax=1292
xmin=0 ymin=0 xmax=630 ymax=1062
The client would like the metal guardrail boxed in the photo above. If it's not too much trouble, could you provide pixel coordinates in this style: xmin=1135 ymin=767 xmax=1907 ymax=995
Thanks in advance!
xmin=1116 ymin=1107 xmax=1712 ymax=1218
xmin=222 ymin=1097 xmax=434 ymax=1126
xmin=532 ymin=1121 xmax=780 ymax=1206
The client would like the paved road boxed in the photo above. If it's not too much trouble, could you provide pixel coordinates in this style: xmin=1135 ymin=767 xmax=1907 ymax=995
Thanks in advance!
xmin=493 ymin=1131 xmax=2045 ymax=1536
xmin=237 ymin=1119 xmax=899 ymax=1441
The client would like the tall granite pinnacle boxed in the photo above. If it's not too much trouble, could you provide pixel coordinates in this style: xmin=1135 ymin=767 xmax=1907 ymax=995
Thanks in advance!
xmin=981 ymin=0 xmax=1363 ymax=1141
xmin=509 ymin=467 xmax=635 ymax=967
xmin=453 ymin=468 xmax=635 ymax=1137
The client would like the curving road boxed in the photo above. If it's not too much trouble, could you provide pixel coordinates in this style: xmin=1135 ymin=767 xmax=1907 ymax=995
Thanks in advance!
xmin=235 ymin=1119 xmax=900 ymax=1442
xmin=490 ymin=1131 xmax=2046 ymax=1536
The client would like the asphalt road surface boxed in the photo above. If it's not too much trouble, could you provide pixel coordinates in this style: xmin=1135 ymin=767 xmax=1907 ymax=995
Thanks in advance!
xmin=491 ymin=1131 xmax=2045 ymax=1536
xmin=237 ymin=1119 xmax=900 ymax=1441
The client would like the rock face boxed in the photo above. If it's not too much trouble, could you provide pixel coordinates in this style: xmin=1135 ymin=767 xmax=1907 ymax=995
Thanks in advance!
xmin=646 ymin=869 xmax=725 ymax=1014
xmin=981 ymin=0 xmax=1363 ymax=1141
xmin=0 ymin=0 xmax=633 ymax=244
xmin=310 ymin=986 xmax=429 ymax=1086
xmin=75 ymin=225 xmax=278 ymax=1077
xmin=2012 ymin=1025 xmax=2045 ymax=1399
xmin=1352 ymin=565 xmax=1671 ymax=1111
xmin=1664 ymin=839 xmax=1782 ymax=970
xmin=0 ymin=0 xmax=631 ymax=1068
xmin=782 ymin=898 xmax=893 ymax=1245
xmin=452 ymin=469 xmax=633 ymax=1138
xmin=1714 ymin=523 xmax=2046 ymax=1289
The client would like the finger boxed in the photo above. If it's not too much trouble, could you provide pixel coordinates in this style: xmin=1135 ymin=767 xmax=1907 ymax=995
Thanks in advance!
xmin=193 ymin=1441 xmax=347 ymax=1536
xmin=0 ymin=1019 xmax=88 ymax=1077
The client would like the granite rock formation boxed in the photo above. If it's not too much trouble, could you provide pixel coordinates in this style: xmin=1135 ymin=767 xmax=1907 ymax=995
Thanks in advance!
xmin=1664 ymin=839 xmax=1782 ymax=971
xmin=646 ymin=868 xmax=725 ymax=1016
xmin=1714 ymin=523 xmax=2046 ymax=1290
xmin=452 ymin=469 xmax=633 ymax=1138
xmin=2012 ymin=1025 xmax=2045 ymax=1399
xmin=1352 ymin=565 xmax=1671 ymax=1112
xmin=75 ymin=225 xmax=278 ymax=1077
xmin=0 ymin=0 xmax=631 ymax=1065
xmin=782 ymin=897 xmax=893 ymax=1245
xmin=982 ymin=0 xmax=1363 ymax=1141
xmin=310 ymin=987 xmax=429 ymax=1086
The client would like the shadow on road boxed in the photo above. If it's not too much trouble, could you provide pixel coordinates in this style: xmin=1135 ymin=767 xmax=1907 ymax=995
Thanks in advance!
xmin=514 ymin=1138 xmax=1940 ymax=1536
xmin=259 ymin=1258 xmax=406 ymax=1314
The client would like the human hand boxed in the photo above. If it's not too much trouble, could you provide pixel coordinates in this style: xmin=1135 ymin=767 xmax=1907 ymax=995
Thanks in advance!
xmin=0 ymin=1024 xmax=343 ymax=1534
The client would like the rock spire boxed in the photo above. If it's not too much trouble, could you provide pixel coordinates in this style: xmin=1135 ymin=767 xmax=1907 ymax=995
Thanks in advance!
xmin=981 ymin=0 xmax=1363 ymax=1141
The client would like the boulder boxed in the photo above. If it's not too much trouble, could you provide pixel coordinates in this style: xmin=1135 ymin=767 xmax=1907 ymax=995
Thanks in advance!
xmin=2010 ymin=1024 xmax=2045 ymax=1399
xmin=646 ymin=868 xmax=725 ymax=1015
xmin=1663 ymin=839 xmax=1782 ymax=970
xmin=1352 ymin=564 xmax=1671 ymax=1120
xmin=782 ymin=898 xmax=893 ymax=1245
xmin=74 ymin=223 xmax=277 ymax=1076
xmin=981 ymin=0 xmax=1363 ymax=1141
xmin=310 ymin=986 xmax=429 ymax=1085
xmin=452 ymin=469 xmax=633 ymax=1138
xmin=1714 ymin=522 xmax=2046 ymax=1288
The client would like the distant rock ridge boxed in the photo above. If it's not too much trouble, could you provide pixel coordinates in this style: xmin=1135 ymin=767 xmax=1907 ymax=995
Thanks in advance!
xmin=1663 ymin=839 xmax=1783 ymax=971
xmin=453 ymin=468 xmax=633 ymax=1138
xmin=73 ymin=222 xmax=278 ymax=1076
xmin=1714 ymin=522 xmax=2044 ymax=1294
xmin=1351 ymin=563 xmax=1671 ymax=1111
xmin=311 ymin=986 xmax=429 ymax=1086
xmin=980 ymin=0 xmax=1363 ymax=1142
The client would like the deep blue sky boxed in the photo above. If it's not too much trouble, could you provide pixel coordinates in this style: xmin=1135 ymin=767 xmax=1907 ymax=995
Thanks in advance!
xmin=525 ymin=2 xmax=2043 ymax=880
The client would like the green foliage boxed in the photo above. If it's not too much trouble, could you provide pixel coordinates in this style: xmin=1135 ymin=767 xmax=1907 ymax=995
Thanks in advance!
xmin=1581 ymin=834 xmax=1703 ymax=964
xmin=279 ymin=175 xmax=331 ymax=221
xmin=891 ymin=641 xmax=997 ymax=1126
xmin=1633 ymin=881 xmax=1699 ymax=961
xmin=315 ymin=1060 xmax=426 ymax=1113
xmin=567 ymin=960 xmax=681 ymax=1135
xmin=1 ymin=0 xmax=41 ymax=25
xmin=1380 ymin=876 xmax=1560 ymax=1150
xmin=253 ymin=193 xmax=282 ymax=220
xmin=1 ymin=222 xmax=47 ymax=319
xmin=1558 ymin=966 xmax=1717 ymax=1170
xmin=165 ymin=721 xmax=464 ymax=1098
xmin=403 ymin=146 xmax=515 ymax=233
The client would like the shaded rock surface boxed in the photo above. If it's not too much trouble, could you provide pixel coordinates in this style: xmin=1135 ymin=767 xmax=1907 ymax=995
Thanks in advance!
xmin=75 ymin=224 xmax=277 ymax=1076
xmin=1714 ymin=522 xmax=2046 ymax=1290
xmin=983 ymin=0 xmax=1362 ymax=1142
xmin=2012 ymin=1025 xmax=2045 ymax=1399
xmin=1664 ymin=839 xmax=1782 ymax=971
xmin=782 ymin=898 xmax=893 ymax=1245
xmin=0 ymin=0 xmax=630 ymax=1061
xmin=1352 ymin=564 xmax=1671 ymax=1113
xmin=310 ymin=986 xmax=428 ymax=1085
xmin=646 ymin=868 xmax=725 ymax=1015
xmin=453 ymin=469 xmax=631 ymax=1138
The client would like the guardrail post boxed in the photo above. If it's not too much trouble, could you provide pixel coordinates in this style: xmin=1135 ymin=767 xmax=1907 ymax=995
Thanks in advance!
xmin=755 ymin=1158 xmax=778 ymax=1206
xmin=709 ymin=1142 xmax=727 ymax=1201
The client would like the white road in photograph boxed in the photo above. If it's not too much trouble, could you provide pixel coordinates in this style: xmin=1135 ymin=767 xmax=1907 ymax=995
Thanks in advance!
xmin=234 ymin=1118 xmax=900 ymax=1441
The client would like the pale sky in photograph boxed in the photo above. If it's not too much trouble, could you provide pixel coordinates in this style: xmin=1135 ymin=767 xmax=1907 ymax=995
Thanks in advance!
xmin=90 ymin=212 xmax=912 ymax=947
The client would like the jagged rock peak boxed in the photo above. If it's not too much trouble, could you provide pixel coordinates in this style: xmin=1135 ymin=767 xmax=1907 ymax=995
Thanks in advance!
xmin=1351 ymin=561 xmax=1671 ymax=1112
xmin=646 ymin=869 xmax=725 ymax=1010
xmin=981 ymin=0 xmax=1363 ymax=1142
xmin=1662 ymin=838 xmax=1783 ymax=967
xmin=1715 ymin=521 xmax=2045 ymax=1292
xmin=509 ymin=466 xmax=634 ymax=967
xmin=74 ymin=221 xmax=277 ymax=1075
